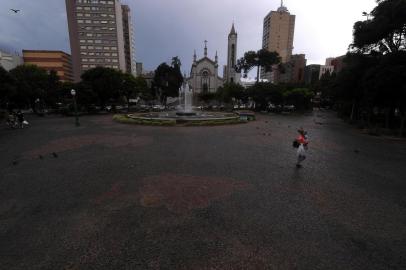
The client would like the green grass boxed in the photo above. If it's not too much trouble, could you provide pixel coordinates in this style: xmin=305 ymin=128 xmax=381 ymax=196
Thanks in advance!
xmin=113 ymin=114 xmax=176 ymax=126
xmin=113 ymin=114 xmax=247 ymax=127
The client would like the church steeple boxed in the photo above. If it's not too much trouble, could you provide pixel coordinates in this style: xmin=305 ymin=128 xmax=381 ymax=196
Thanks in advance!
xmin=215 ymin=51 xmax=218 ymax=63
xmin=226 ymin=23 xmax=238 ymax=83
xmin=204 ymin=40 xmax=208 ymax=57
xmin=193 ymin=50 xmax=196 ymax=63
xmin=229 ymin=23 xmax=236 ymax=36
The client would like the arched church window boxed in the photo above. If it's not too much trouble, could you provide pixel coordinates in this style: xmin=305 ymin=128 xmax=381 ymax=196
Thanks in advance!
xmin=202 ymin=70 xmax=209 ymax=93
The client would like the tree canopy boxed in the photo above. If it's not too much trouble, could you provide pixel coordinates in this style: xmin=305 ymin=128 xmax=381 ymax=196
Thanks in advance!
xmin=352 ymin=0 xmax=406 ymax=53
xmin=153 ymin=58 xmax=184 ymax=104
xmin=235 ymin=49 xmax=281 ymax=82
xmin=81 ymin=67 xmax=123 ymax=107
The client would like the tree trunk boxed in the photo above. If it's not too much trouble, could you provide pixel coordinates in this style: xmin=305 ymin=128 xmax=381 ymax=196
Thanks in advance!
xmin=256 ymin=65 xmax=260 ymax=83
xmin=400 ymin=114 xmax=405 ymax=137
xmin=385 ymin=108 xmax=390 ymax=129
xmin=350 ymin=100 xmax=356 ymax=122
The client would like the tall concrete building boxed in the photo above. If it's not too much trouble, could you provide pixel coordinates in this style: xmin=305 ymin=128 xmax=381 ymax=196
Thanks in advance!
xmin=23 ymin=50 xmax=74 ymax=82
xmin=121 ymin=4 xmax=136 ymax=74
xmin=65 ymin=0 xmax=135 ymax=82
xmin=279 ymin=54 xmax=306 ymax=84
xmin=262 ymin=0 xmax=295 ymax=82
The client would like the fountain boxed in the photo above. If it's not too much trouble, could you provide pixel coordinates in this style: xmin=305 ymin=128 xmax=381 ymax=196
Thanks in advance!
xmin=123 ymin=82 xmax=248 ymax=126
xmin=176 ymin=83 xmax=196 ymax=116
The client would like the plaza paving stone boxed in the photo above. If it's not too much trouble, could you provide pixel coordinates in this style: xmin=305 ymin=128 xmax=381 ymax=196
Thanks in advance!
xmin=0 ymin=111 xmax=405 ymax=269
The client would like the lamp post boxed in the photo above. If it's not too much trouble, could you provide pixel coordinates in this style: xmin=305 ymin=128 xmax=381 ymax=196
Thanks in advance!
xmin=71 ymin=89 xmax=80 ymax=127
xmin=255 ymin=57 xmax=260 ymax=83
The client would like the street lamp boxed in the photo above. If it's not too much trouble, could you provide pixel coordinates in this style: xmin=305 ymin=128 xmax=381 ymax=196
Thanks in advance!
xmin=71 ymin=89 xmax=80 ymax=127
xmin=255 ymin=57 xmax=260 ymax=83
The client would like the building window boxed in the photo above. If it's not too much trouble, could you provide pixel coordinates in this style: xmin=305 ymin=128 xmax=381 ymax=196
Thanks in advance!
xmin=88 ymin=46 xmax=94 ymax=49
xmin=95 ymin=40 xmax=102 ymax=44
xmin=77 ymin=19 xmax=84 ymax=23
xmin=101 ymin=20 xmax=108 ymax=24
xmin=87 ymin=39 xmax=94 ymax=43
xmin=79 ymin=39 xmax=86 ymax=43
xmin=111 ymin=47 xmax=117 ymax=51
xmin=80 ymin=46 xmax=87 ymax=49
xmin=201 ymin=70 xmax=210 ymax=93
xmin=104 ymin=46 xmax=110 ymax=50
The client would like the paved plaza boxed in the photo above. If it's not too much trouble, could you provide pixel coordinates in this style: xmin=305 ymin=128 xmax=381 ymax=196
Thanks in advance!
xmin=0 ymin=111 xmax=405 ymax=269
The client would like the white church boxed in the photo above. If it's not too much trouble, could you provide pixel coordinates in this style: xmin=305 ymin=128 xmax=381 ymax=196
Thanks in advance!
xmin=186 ymin=24 xmax=241 ymax=95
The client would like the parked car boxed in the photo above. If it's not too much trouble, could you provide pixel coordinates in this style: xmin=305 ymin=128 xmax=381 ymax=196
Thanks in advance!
xmin=268 ymin=103 xmax=283 ymax=113
xmin=283 ymin=104 xmax=295 ymax=112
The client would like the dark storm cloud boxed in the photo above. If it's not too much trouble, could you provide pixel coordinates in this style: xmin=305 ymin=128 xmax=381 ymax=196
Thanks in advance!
xmin=0 ymin=0 xmax=377 ymax=75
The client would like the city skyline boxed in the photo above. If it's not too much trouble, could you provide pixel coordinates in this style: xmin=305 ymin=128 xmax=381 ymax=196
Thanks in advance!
xmin=0 ymin=0 xmax=377 ymax=74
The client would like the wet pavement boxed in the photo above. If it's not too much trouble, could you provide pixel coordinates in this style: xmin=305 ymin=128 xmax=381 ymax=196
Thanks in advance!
xmin=0 ymin=111 xmax=405 ymax=269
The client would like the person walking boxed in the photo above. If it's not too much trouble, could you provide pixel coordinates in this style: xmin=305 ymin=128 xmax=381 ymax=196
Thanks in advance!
xmin=294 ymin=127 xmax=309 ymax=168
xmin=16 ymin=110 xmax=25 ymax=129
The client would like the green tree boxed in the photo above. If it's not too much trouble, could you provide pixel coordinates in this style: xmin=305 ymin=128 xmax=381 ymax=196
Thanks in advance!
xmin=9 ymin=65 xmax=48 ymax=110
xmin=0 ymin=66 xmax=15 ymax=109
xmin=153 ymin=59 xmax=184 ymax=105
xmin=352 ymin=0 xmax=406 ymax=54
xmin=44 ymin=70 xmax=62 ymax=108
xmin=81 ymin=67 xmax=123 ymax=108
xmin=216 ymin=82 xmax=246 ymax=104
xmin=235 ymin=49 xmax=281 ymax=83
xmin=283 ymin=88 xmax=314 ymax=111
xmin=120 ymin=73 xmax=137 ymax=111
xmin=247 ymin=82 xmax=284 ymax=111
xmin=198 ymin=92 xmax=217 ymax=105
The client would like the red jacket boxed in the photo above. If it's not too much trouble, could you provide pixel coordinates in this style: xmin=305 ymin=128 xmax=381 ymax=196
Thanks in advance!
xmin=297 ymin=134 xmax=308 ymax=145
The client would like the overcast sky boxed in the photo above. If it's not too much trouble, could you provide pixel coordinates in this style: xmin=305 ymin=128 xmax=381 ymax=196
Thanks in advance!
xmin=0 ymin=0 xmax=377 ymax=75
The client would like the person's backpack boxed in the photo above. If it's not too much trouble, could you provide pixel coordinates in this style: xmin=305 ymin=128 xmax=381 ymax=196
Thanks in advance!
xmin=292 ymin=140 xmax=300 ymax=148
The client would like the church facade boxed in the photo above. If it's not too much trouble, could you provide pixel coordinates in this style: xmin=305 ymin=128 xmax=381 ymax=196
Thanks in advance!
xmin=186 ymin=43 xmax=224 ymax=94
xmin=186 ymin=24 xmax=240 ymax=95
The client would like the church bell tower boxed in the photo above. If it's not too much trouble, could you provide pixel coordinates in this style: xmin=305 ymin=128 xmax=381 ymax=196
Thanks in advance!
xmin=226 ymin=23 xmax=238 ymax=83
